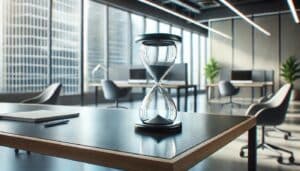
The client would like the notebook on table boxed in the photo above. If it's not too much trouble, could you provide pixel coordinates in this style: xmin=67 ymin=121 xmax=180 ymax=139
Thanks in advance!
xmin=0 ymin=110 xmax=79 ymax=123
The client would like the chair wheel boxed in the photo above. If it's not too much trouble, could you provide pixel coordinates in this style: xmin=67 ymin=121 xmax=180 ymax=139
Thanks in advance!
xmin=240 ymin=150 xmax=245 ymax=157
xmin=277 ymin=156 xmax=283 ymax=164
xmin=289 ymin=156 xmax=295 ymax=163
xmin=284 ymin=134 xmax=289 ymax=140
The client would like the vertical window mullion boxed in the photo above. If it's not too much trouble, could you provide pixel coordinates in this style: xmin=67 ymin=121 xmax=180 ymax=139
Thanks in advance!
xmin=48 ymin=0 xmax=52 ymax=85
xmin=198 ymin=34 xmax=201 ymax=87
xmin=129 ymin=12 xmax=133 ymax=65
xmin=190 ymin=32 xmax=193 ymax=85
xmin=105 ymin=5 xmax=109 ymax=79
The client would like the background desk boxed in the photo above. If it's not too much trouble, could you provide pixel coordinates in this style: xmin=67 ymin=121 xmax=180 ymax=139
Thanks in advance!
xmin=0 ymin=103 xmax=256 ymax=171
xmin=206 ymin=81 xmax=274 ymax=101
xmin=89 ymin=81 xmax=197 ymax=112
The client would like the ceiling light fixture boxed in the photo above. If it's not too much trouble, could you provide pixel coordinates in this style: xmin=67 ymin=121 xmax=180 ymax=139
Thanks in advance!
xmin=138 ymin=0 xmax=232 ymax=40
xmin=219 ymin=0 xmax=271 ymax=36
xmin=287 ymin=0 xmax=299 ymax=23
xmin=166 ymin=0 xmax=200 ymax=14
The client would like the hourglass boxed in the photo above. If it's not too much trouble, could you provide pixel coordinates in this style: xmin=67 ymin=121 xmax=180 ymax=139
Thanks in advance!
xmin=135 ymin=33 xmax=182 ymax=131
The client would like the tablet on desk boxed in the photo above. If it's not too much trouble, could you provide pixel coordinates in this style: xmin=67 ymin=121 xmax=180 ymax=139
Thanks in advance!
xmin=0 ymin=110 xmax=79 ymax=123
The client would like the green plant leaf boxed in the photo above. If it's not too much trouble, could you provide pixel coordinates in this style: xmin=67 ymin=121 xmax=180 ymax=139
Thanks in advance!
xmin=281 ymin=56 xmax=300 ymax=84
xmin=204 ymin=58 xmax=220 ymax=83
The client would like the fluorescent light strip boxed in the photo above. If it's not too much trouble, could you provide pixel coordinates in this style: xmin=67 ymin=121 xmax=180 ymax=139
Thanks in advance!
xmin=167 ymin=0 xmax=200 ymax=14
xmin=138 ymin=0 xmax=232 ymax=40
xmin=287 ymin=0 xmax=299 ymax=23
xmin=219 ymin=0 xmax=271 ymax=36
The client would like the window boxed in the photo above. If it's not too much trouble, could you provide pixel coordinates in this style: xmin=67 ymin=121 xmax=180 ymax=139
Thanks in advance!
xmin=145 ymin=18 xmax=158 ymax=33
xmin=84 ymin=1 xmax=106 ymax=92
xmin=0 ymin=0 xmax=3 ymax=91
xmin=159 ymin=22 xmax=170 ymax=33
xmin=108 ymin=7 xmax=130 ymax=66
xmin=183 ymin=30 xmax=191 ymax=84
xmin=171 ymin=26 xmax=182 ymax=63
xmin=0 ymin=0 xmax=209 ymax=97
xmin=51 ymin=0 xmax=81 ymax=95
xmin=192 ymin=33 xmax=199 ymax=85
xmin=200 ymin=35 xmax=207 ymax=89
xmin=131 ymin=14 xmax=144 ymax=65
xmin=0 ymin=0 xmax=49 ymax=93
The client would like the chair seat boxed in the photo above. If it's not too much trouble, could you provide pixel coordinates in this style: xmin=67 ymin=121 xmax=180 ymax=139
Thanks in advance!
xmin=101 ymin=80 xmax=131 ymax=108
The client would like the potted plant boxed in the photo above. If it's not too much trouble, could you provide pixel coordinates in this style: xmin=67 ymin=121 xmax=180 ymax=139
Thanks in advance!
xmin=205 ymin=58 xmax=220 ymax=84
xmin=280 ymin=56 xmax=300 ymax=100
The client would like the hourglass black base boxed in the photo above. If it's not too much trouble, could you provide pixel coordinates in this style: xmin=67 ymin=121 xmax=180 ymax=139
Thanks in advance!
xmin=135 ymin=120 xmax=182 ymax=132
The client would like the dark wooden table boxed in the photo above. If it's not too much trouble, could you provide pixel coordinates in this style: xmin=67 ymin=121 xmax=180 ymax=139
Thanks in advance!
xmin=0 ymin=103 xmax=256 ymax=171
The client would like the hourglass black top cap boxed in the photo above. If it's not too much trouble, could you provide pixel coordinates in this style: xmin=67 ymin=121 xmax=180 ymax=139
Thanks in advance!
xmin=135 ymin=33 xmax=182 ymax=46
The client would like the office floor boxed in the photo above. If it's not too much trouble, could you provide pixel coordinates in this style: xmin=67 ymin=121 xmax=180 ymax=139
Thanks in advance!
xmin=0 ymin=94 xmax=299 ymax=171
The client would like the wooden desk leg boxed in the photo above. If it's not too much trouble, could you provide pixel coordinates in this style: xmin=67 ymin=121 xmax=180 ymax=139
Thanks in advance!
xmin=194 ymin=86 xmax=197 ymax=112
xmin=177 ymin=88 xmax=180 ymax=111
xmin=248 ymin=126 xmax=257 ymax=171
xmin=95 ymin=87 xmax=98 ymax=107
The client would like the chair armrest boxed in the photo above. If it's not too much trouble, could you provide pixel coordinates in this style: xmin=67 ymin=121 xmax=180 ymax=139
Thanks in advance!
xmin=257 ymin=93 xmax=274 ymax=103
xmin=21 ymin=96 xmax=41 ymax=104
xmin=245 ymin=103 xmax=268 ymax=116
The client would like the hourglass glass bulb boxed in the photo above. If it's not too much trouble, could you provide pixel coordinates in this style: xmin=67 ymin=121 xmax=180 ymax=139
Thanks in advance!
xmin=136 ymin=33 xmax=182 ymax=126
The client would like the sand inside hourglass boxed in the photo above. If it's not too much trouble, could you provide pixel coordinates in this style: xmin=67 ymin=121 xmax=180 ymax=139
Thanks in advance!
xmin=148 ymin=63 xmax=172 ymax=82
xmin=143 ymin=63 xmax=174 ymax=125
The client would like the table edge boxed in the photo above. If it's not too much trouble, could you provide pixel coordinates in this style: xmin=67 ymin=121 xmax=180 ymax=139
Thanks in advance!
xmin=171 ymin=116 xmax=256 ymax=171
xmin=0 ymin=116 xmax=256 ymax=171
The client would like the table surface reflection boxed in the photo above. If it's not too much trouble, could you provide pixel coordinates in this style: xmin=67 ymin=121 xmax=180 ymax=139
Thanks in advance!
xmin=0 ymin=103 xmax=255 ymax=170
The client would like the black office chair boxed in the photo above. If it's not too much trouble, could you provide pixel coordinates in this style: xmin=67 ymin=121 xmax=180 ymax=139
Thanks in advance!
xmin=15 ymin=83 xmax=62 ymax=155
xmin=257 ymin=94 xmax=292 ymax=140
xmin=21 ymin=83 xmax=62 ymax=104
xmin=218 ymin=80 xmax=240 ymax=106
xmin=240 ymin=84 xmax=295 ymax=164
xmin=101 ymin=80 xmax=131 ymax=109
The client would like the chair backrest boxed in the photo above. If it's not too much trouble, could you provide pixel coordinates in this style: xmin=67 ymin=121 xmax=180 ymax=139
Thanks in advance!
xmin=252 ymin=70 xmax=265 ymax=81
xmin=265 ymin=84 xmax=291 ymax=107
xmin=265 ymin=70 xmax=274 ymax=82
xmin=23 ymin=83 xmax=62 ymax=104
xmin=101 ymin=80 xmax=120 ymax=100
xmin=248 ymin=84 xmax=292 ymax=125
xmin=218 ymin=80 xmax=238 ymax=97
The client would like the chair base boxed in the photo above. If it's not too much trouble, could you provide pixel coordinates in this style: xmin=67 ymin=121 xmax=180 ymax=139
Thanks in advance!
xmin=15 ymin=149 xmax=31 ymax=155
xmin=220 ymin=101 xmax=243 ymax=108
xmin=266 ymin=126 xmax=292 ymax=140
xmin=240 ymin=126 xmax=295 ymax=164
xmin=240 ymin=142 xmax=295 ymax=164
xmin=220 ymin=96 xmax=244 ymax=108
xmin=105 ymin=99 xmax=128 ymax=109
xmin=107 ymin=105 xmax=128 ymax=109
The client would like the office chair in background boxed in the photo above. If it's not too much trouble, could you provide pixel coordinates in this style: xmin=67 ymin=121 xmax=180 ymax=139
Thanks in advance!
xmin=21 ymin=83 xmax=62 ymax=104
xmin=240 ymin=84 xmax=295 ymax=164
xmin=218 ymin=80 xmax=240 ymax=107
xmin=101 ymin=80 xmax=131 ymax=109
xmin=257 ymin=94 xmax=292 ymax=140
xmin=16 ymin=83 xmax=62 ymax=154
